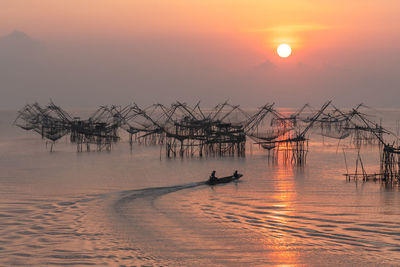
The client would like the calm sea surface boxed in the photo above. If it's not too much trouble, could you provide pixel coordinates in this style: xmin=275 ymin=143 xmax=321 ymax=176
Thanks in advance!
xmin=1 ymin=109 xmax=400 ymax=266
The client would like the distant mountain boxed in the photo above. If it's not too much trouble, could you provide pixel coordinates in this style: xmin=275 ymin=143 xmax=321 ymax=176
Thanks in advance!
xmin=254 ymin=59 xmax=276 ymax=70
xmin=1 ymin=30 xmax=32 ymax=42
xmin=0 ymin=30 xmax=43 ymax=54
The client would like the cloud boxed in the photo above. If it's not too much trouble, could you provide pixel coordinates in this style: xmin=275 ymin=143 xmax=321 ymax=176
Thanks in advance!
xmin=251 ymin=24 xmax=331 ymax=33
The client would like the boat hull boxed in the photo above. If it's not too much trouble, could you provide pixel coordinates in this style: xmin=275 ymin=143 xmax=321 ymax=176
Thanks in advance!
xmin=206 ymin=174 xmax=243 ymax=185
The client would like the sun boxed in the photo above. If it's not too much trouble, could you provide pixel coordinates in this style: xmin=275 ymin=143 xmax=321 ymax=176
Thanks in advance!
xmin=277 ymin=44 xmax=292 ymax=58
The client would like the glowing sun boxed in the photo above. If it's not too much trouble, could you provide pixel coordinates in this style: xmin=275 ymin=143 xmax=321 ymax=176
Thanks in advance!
xmin=277 ymin=44 xmax=292 ymax=58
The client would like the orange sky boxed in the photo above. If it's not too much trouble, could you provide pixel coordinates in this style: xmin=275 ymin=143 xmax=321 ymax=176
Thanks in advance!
xmin=2 ymin=1 xmax=399 ymax=52
xmin=1 ymin=1 xmax=400 ymax=108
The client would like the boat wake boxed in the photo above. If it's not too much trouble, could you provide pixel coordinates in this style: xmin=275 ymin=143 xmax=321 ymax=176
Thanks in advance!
xmin=114 ymin=181 xmax=206 ymax=216
xmin=110 ymin=180 xmax=259 ymax=265
xmin=110 ymin=181 xmax=222 ymax=265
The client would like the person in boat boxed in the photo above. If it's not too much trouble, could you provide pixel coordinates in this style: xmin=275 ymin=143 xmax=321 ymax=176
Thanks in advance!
xmin=233 ymin=170 xmax=239 ymax=178
xmin=209 ymin=170 xmax=217 ymax=183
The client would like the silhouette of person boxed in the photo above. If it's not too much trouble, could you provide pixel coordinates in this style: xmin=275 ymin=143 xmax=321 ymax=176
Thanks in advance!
xmin=233 ymin=170 xmax=238 ymax=178
xmin=209 ymin=170 xmax=217 ymax=183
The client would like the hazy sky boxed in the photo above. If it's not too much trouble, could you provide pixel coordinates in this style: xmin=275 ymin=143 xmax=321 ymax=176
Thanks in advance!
xmin=1 ymin=0 xmax=399 ymax=108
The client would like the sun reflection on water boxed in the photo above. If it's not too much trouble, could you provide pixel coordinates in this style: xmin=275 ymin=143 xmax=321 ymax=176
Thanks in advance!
xmin=267 ymin=165 xmax=300 ymax=265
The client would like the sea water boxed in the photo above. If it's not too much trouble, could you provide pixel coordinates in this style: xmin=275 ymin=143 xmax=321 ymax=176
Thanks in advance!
xmin=1 ymin=109 xmax=400 ymax=266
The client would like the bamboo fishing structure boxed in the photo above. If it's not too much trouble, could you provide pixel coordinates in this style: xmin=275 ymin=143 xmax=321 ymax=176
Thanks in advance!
xmin=14 ymin=100 xmax=400 ymax=175
xmin=343 ymin=108 xmax=400 ymax=183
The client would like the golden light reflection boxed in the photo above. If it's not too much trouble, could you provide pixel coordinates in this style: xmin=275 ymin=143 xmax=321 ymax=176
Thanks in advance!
xmin=272 ymin=167 xmax=295 ymax=214
xmin=262 ymin=161 xmax=299 ymax=264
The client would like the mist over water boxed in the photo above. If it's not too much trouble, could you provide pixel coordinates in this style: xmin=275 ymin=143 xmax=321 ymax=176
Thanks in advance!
xmin=1 ymin=109 xmax=400 ymax=266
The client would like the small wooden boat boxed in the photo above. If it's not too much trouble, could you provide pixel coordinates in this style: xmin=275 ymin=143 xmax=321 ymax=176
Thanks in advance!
xmin=206 ymin=174 xmax=243 ymax=185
